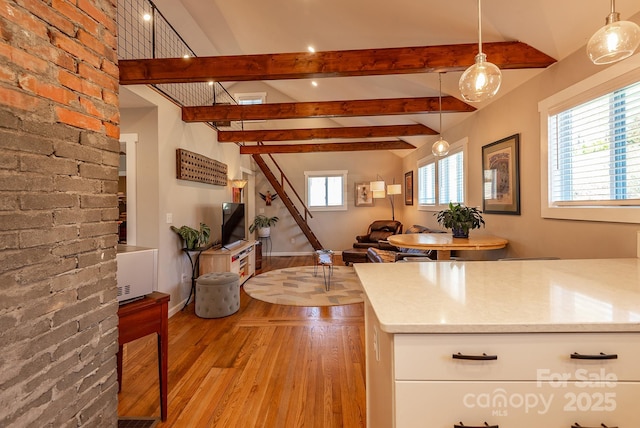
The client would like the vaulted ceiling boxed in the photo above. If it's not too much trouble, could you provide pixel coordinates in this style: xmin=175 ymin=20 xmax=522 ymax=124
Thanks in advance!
xmin=119 ymin=0 xmax=640 ymax=155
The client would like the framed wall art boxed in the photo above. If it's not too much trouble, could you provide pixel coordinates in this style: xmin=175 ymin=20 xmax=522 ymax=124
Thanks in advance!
xmin=482 ymin=134 xmax=520 ymax=215
xmin=355 ymin=182 xmax=373 ymax=206
xmin=404 ymin=171 xmax=413 ymax=205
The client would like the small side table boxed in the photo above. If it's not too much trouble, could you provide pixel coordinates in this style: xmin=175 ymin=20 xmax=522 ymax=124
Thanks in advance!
xmin=313 ymin=249 xmax=334 ymax=291
xmin=117 ymin=292 xmax=170 ymax=421
xmin=257 ymin=236 xmax=272 ymax=263
xmin=181 ymin=245 xmax=211 ymax=310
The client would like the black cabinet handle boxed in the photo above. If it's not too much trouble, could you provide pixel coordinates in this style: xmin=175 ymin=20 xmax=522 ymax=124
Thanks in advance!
xmin=454 ymin=423 xmax=498 ymax=428
xmin=571 ymin=424 xmax=618 ymax=428
xmin=570 ymin=352 xmax=618 ymax=360
xmin=452 ymin=352 xmax=498 ymax=361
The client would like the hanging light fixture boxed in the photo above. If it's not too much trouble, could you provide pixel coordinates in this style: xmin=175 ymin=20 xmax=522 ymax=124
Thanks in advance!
xmin=458 ymin=0 xmax=502 ymax=103
xmin=432 ymin=73 xmax=450 ymax=157
xmin=587 ymin=0 xmax=640 ymax=65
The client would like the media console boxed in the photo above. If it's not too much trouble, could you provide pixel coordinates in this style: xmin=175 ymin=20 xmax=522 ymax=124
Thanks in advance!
xmin=199 ymin=240 xmax=256 ymax=285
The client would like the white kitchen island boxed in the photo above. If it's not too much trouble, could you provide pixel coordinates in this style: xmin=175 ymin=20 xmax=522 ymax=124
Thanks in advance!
xmin=354 ymin=258 xmax=640 ymax=428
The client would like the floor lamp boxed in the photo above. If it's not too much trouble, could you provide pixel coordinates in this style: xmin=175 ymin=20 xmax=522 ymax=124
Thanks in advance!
xmin=387 ymin=184 xmax=402 ymax=221
xmin=370 ymin=177 xmax=402 ymax=221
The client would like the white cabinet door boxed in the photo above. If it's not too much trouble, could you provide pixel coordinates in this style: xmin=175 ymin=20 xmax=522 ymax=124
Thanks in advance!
xmin=395 ymin=381 xmax=640 ymax=428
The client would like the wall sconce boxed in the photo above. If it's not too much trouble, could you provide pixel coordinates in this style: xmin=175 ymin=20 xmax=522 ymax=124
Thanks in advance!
xmin=229 ymin=179 xmax=248 ymax=188
xmin=229 ymin=178 xmax=247 ymax=203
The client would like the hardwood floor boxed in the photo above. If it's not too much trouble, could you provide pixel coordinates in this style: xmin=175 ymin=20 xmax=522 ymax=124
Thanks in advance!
xmin=117 ymin=255 xmax=367 ymax=427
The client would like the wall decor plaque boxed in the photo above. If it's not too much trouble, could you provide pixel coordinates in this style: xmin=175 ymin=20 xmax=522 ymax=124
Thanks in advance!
xmin=176 ymin=149 xmax=227 ymax=186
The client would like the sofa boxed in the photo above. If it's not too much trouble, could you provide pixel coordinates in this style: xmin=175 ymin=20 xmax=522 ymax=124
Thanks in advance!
xmin=366 ymin=225 xmax=441 ymax=262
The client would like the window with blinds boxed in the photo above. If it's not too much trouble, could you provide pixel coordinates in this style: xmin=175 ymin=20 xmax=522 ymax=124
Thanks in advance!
xmin=417 ymin=140 xmax=467 ymax=210
xmin=548 ymin=81 xmax=640 ymax=205
xmin=304 ymin=170 xmax=347 ymax=211
xmin=539 ymin=55 xmax=640 ymax=224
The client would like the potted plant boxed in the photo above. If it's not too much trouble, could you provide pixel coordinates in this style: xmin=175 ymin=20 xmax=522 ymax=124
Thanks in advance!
xmin=435 ymin=202 xmax=485 ymax=238
xmin=170 ymin=222 xmax=211 ymax=250
xmin=249 ymin=215 xmax=279 ymax=238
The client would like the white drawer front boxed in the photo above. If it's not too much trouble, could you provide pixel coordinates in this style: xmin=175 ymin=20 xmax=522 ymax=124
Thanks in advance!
xmin=395 ymin=381 xmax=640 ymax=428
xmin=395 ymin=333 xmax=640 ymax=381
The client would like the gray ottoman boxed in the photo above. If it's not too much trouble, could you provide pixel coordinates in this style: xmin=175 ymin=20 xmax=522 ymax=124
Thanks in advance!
xmin=195 ymin=272 xmax=240 ymax=318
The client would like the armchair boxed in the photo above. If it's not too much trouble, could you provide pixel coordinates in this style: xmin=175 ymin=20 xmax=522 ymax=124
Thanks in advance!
xmin=353 ymin=220 xmax=403 ymax=249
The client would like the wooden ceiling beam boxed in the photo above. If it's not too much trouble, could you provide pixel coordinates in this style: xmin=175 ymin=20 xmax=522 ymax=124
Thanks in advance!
xmin=240 ymin=141 xmax=415 ymax=154
xmin=119 ymin=42 xmax=556 ymax=85
xmin=218 ymin=123 xmax=436 ymax=142
xmin=182 ymin=96 xmax=474 ymax=122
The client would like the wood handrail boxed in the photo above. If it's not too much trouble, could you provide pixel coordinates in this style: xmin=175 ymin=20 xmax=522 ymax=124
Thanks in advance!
xmin=260 ymin=143 xmax=313 ymax=221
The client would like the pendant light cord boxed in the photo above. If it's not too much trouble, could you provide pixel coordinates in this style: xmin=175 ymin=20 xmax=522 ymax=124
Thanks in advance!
xmin=477 ymin=0 xmax=483 ymax=54
xmin=438 ymin=73 xmax=443 ymax=137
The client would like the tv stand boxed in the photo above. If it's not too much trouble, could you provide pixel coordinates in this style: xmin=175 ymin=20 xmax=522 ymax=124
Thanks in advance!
xmin=199 ymin=240 xmax=256 ymax=285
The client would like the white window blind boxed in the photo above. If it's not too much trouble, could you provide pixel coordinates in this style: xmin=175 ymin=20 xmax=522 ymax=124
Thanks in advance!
xmin=417 ymin=139 xmax=467 ymax=209
xmin=438 ymin=150 xmax=465 ymax=204
xmin=548 ymin=81 xmax=640 ymax=205
xmin=418 ymin=162 xmax=435 ymax=205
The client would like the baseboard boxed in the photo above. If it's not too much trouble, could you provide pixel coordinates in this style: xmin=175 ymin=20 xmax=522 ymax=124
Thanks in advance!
xmin=169 ymin=297 xmax=188 ymax=318
xmin=271 ymin=250 xmax=343 ymax=257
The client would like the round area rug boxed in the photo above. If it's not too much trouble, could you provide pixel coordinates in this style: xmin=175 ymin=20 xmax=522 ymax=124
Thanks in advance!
xmin=243 ymin=265 xmax=363 ymax=306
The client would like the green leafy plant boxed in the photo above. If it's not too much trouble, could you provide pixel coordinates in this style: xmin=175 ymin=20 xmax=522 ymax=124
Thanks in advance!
xmin=170 ymin=222 xmax=211 ymax=249
xmin=435 ymin=202 xmax=485 ymax=238
xmin=248 ymin=215 xmax=279 ymax=233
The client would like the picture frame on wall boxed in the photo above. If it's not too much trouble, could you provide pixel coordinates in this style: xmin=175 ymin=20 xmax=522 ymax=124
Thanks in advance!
xmin=355 ymin=182 xmax=373 ymax=206
xmin=404 ymin=171 xmax=413 ymax=205
xmin=482 ymin=133 xmax=521 ymax=215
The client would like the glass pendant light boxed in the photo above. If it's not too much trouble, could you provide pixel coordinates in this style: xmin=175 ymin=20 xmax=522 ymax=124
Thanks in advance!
xmin=432 ymin=73 xmax=450 ymax=156
xmin=587 ymin=0 xmax=640 ymax=65
xmin=458 ymin=0 xmax=502 ymax=103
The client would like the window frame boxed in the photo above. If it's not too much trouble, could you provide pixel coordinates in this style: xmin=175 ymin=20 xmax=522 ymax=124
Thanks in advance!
xmin=234 ymin=92 xmax=267 ymax=123
xmin=539 ymin=54 xmax=640 ymax=224
xmin=417 ymin=137 xmax=468 ymax=212
xmin=304 ymin=170 xmax=348 ymax=212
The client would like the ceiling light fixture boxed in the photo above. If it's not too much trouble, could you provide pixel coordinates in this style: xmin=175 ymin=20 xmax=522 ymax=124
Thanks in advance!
xmin=311 ymin=81 xmax=318 ymax=87
xmin=432 ymin=73 xmax=450 ymax=157
xmin=587 ymin=0 xmax=640 ymax=65
xmin=142 ymin=13 xmax=152 ymax=22
xmin=308 ymin=46 xmax=316 ymax=53
xmin=458 ymin=0 xmax=502 ymax=103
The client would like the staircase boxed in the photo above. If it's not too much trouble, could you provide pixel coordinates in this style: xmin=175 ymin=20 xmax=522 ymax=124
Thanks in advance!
xmin=252 ymin=154 xmax=323 ymax=250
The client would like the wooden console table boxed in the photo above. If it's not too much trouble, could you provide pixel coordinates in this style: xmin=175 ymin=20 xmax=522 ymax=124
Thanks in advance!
xmin=199 ymin=240 xmax=256 ymax=285
xmin=117 ymin=292 xmax=170 ymax=421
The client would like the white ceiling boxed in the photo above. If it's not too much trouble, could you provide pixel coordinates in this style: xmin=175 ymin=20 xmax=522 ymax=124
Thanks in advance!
xmin=125 ymin=0 xmax=640 ymax=152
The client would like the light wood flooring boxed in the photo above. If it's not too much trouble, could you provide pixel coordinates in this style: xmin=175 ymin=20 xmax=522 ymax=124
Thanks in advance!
xmin=117 ymin=255 xmax=367 ymax=427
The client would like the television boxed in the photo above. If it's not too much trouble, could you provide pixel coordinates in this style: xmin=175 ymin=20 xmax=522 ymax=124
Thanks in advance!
xmin=221 ymin=202 xmax=246 ymax=248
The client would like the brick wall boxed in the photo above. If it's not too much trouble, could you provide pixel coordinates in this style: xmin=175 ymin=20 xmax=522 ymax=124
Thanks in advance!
xmin=0 ymin=0 xmax=120 ymax=426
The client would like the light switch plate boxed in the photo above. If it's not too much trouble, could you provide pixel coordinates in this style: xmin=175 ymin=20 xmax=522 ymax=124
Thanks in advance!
xmin=166 ymin=213 xmax=173 ymax=224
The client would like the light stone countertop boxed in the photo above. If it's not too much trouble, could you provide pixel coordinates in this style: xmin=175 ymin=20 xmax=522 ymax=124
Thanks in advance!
xmin=354 ymin=258 xmax=640 ymax=334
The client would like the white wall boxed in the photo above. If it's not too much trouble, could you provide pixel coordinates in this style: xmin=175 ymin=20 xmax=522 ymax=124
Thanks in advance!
xmin=254 ymin=151 xmax=403 ymax=254
xmin=121 ymin=85 xmax=251 ymax=314
xmin=401 ymin=47 xmax=640 ymax=260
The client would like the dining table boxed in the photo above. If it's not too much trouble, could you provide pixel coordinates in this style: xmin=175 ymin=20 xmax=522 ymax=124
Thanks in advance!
xmin=387 ymin=233 xmax=508 ymax=260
